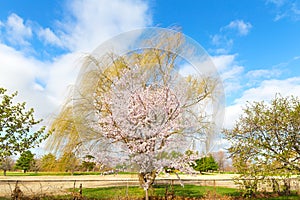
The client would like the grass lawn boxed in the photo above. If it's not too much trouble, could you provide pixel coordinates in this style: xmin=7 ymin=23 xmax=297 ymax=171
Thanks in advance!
xmin=0 ymin=185 xmax=239 ymax=199
xmin=0 ymin=184 xmax=299 ymax=199
xmin=70 ymin=185 xmax=299 ymax=199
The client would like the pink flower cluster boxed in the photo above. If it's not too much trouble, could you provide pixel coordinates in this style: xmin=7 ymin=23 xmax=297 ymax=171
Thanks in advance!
xmin=93 ymin=66 xmax=199 ymax=175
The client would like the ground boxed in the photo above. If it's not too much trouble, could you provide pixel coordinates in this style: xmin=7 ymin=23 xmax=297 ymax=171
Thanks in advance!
xmin=0 ymin=173 xmax=237 ymax=197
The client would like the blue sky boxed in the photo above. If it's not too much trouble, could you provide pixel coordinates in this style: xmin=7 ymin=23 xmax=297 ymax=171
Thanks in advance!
xmin=1 ymin=0 xmax=300 ymax=130
xmin=161 ymin=1 xmax=300 ymax=70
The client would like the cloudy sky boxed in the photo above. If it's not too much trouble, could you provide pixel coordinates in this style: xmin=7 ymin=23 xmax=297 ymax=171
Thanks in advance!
xmin=1 ymin=0 xmax=300 ymax=130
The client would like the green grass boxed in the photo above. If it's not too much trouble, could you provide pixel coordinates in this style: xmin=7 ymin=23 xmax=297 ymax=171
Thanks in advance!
xmin=76 ymin=185 xmax=240 ymax=199
xmin=0 ymin=185 xmax=239 ymax=199
xmin=71 ymin=185 xmax=300 ymax=199
xmin=81 ymin=186 xmax=145 ymax=199
xmin=0 ymin=185 xmax=299 ymax=199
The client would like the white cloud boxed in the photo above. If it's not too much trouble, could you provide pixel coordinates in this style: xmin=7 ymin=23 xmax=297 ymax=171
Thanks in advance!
xmin=0 ymin=43 xmax=49 ymax=118
xmin=210 ymin=34 xmax=233 ymax=53
xmin=274 ymin=13 xmax=287 ymax=21
xmin=246 ymin=69 xmax=282 ymax=79
xmin=0 ymin=43 xmax=79 ymax=121
xmin=221 ymin=66 xmax=244 ymax=82
xmin=0 ymin=0 xmax=152 ymax=122
xmin=212 ymin=54 xmax=236 ymax=71
xmin=178 ymin=63 xmax=198 ymax=77
xmin=56 ymin=0 xmax=151 ymax=52
xmin=292 ymin=2 xmax=300 ymax=15
xmin=225 ymin=20 xmax=252 ymax=36
xmin=293 ymin=55 xmax=300 ymax=60
xmin=267 ymin=0 xmax=300 ymax=21
xmin=223 ymin=104 xmax=243 ymax=129
xmin=235 ymin=77 xmax=300 ymax=104
xmin=38 ymin=28 xmax=63 ymax=47
xmin=0 ymin=44 xmax=42 ymax=90
xmin=211 ymin=34 xmax=222 ymax=46
xmin=266 ymin=0 xmax=286 ymax=7
xmin=211 ymin=54 xmax=244 ymax=94
xmin=45 ymin=53 xmax=83 ymax=108
xmin=1 ymin=0 xmax=151 ymax=52
xmin=224 ymin=76 xmax=300 ymax=129
xmin=200 ymin=47 xmax=296 ymax=131
xmin=210 ymin=19 xmax=252 ymax=54
xmin=3 ymin=13 xmax=33 ymax=45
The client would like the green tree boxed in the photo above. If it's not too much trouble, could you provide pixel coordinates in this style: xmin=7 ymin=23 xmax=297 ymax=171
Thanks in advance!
xmin=40 ymin=153 xmax=57 ymax=172
xmin=58 ymin=152 xmax=78 ymax=175
xmin=15 ymin=150 xmax=35 ymax=173
xmin=224 ymin=95 xmax=300 ymax=197
xmin=81 ymin=155 xmax=96 ymax=172
xmin=193 ymin=155 xmax=218 ymax=173
xmin=0 ymin=88 xmax=48 ymax=175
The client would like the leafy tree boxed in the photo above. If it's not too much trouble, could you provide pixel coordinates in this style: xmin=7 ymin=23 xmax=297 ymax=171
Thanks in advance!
xmin=40 ymin=153 xmax=57 ymax=172
xmin=48 ymin=29 xmax=223 ymax=200
xmin=58 ymin=152 xmax=78 ymax=174
xmin=81 ymin=155 xmax=96 ymax=172
xmin=0 ymin=88 xmax=48 ymax=175
xmin=0 ymin=156 xmax=15 ymax=176
xmin=15 ymin=150 xmax=35 ymax=173
xmin=224 ymin=95 xmax=300 ymax=196
xmin=193 ymin=155 xmax=218 ymax=173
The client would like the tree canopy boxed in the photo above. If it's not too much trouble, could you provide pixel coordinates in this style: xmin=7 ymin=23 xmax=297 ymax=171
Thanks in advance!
xmin=225 ymin=95 xmax=300 ymax=174
xmin=15 ymin=150 xmax=35 ymax=173
xmin=48 ymin=28 xmax=223 ymax=199
xmin=192 ymin=155 xmax=219 ymax=172
xmin=0 ymin=88 xmax=48 ymax=166
xmin=57 ymin=151 xmax=78 ymax=174
xmin=40 ymin=153 xmax=57 ymax=172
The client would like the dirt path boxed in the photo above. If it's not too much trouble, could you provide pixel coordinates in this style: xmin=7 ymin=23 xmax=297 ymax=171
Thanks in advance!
xmin=0 ymin=174 xmax=237 ymax=197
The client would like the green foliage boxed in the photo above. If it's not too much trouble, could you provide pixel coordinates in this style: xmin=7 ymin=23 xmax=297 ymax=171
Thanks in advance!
xmin=193 ymin=155 xmax=219 ymax=172
xmin=0 ymin=88 xmax=48 ymax=161
xmin=81 ymin=154 xmax=96 ymax=172
xmin=225 ymin=95 xmax=300 ymax=197
xmin=40 ymin=153 xmax=57 ymax=172
xmin=15 ymin=150 xmax=35 ymax=173
xmin=81 ymin=161 xmax=96 ymax=172
xmin=57 ymin=152 xmax=78 ymax=174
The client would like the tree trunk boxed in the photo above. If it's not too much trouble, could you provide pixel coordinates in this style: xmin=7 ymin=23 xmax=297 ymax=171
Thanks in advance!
xmin=145 ymin=188 xmax=149 ymax=200
xmin=138 ymin=171 xmax=156 ymax=187
xmin=3 ymin=169 xmax=7 ymax=176
xmin=138 ymin=171 xmax=156 ymax=200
